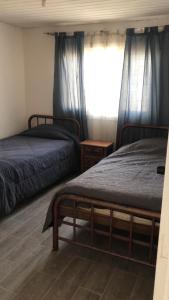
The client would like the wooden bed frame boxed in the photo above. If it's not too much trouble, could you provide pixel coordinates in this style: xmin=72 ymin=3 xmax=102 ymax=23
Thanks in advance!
xmin=52 ymin=124 xmax=168 ymax=267
xmin=28 ymin=114 xmax=80 ymax=138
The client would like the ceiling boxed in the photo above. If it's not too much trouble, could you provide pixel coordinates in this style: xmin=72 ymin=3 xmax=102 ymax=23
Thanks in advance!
xmin=0 ymin=0 xmax=169 ymax=28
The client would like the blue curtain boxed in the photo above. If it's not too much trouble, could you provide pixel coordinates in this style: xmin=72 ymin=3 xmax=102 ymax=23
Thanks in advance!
xmin=159 ymin=26 xmax=169 ymax=125
xmin=53 ymin=32 xmax=88 ymax=140
xmin=117 ymin=26 xmax=169 ymax=146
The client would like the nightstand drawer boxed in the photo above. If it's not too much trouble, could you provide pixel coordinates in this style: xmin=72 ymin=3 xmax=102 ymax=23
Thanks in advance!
xmin=83 ymin=157 xmax=100 ymax=170
xmin=80 ymin=140 xmax=113 ymax=173
xmin=83 ymin=146 xmax=103 ymax=157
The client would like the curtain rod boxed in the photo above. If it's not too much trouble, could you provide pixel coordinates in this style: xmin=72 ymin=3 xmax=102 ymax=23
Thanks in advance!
xmin=44 ymin=32 xmax=75 ymax=36
xmin=44 ymin=26 xmax=166 ymax=36
xmin=44 ymin=30 xmax=121 ymax=36
xmin=44 ymin=32 xmax=77 ymax=36
xmin=45 ymin=32 xmax=55 ymax=36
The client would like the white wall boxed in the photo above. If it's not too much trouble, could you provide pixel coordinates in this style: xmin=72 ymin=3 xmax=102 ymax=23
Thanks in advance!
xmin=0 ymin=22 xmax=26 ymax=138
xmin=23 ymin=29 xmax=55 ymax=119
xmin=154 ymin=133 xmax=169 ymax=299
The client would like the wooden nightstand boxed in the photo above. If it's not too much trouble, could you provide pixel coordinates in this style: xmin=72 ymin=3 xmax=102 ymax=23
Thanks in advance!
xmin=80 ymin=140 xmax=114 ymax=172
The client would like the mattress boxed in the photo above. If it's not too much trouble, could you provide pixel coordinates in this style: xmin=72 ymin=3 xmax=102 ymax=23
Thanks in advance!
xmin=79 ymin=207 xmax=160 ymax=227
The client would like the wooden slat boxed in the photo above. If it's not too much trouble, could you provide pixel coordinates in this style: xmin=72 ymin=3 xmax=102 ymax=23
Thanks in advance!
xmin=149 ymin=218 xmax=155 ymax=263
xmin=90 ymin=204 xmax=94 ymax=245
xmin=73 ymin=201 xmax=77 ymax=241
xmin=109 ymin=209 xmax=113 ymax=250
xmin=62 ymin=220 xmax=157 ymax=248
xmin=58 ymin=194 xmax=161 ymax=220
xmin=128 ymin=215 xmax=133 ymax=257
xmin=60 ymin=206 xmax=160 ymax=236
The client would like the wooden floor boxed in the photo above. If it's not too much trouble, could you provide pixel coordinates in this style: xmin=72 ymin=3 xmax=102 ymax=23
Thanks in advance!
xmin=0 ymin=183 xmax=155 ymax=300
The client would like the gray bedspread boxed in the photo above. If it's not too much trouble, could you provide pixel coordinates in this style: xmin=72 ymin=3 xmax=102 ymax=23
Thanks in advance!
xmin=43 ymin=138 xmax=167 ymax=231
xmin=0 ymin=127 xmax=79 ymax=217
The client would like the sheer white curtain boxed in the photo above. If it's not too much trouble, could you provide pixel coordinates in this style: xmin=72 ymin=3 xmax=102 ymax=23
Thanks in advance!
xmin=84 ymin=31 xmax=125 ymax=141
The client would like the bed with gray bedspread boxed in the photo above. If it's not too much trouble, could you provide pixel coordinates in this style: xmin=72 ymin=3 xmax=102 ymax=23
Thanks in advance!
xmin=0 ymin=125 xmax=79 ymax=217
xmin=43 ymin=137 xmax=167 ymax=231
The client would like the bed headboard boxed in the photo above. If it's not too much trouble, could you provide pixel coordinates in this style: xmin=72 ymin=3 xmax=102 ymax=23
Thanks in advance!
xmin=28 ymin=114 xmax=80 ymax=138
xmin=119 ymin=124 xmax=168 ymax=148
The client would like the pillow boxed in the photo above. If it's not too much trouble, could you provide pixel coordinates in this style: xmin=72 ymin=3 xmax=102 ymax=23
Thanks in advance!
xmin=116 ymin=137 xmax=167 ymax=156
xmin=20 ymin=124 xmax=79 ymax=144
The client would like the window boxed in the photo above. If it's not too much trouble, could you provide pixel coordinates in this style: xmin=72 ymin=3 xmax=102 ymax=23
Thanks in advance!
xmin=83 ymin=32 xmax=125 ymax=140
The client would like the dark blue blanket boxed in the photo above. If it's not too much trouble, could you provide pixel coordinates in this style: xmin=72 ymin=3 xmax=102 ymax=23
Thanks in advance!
xmin=0 ymin=125 xmax=79 ymax=216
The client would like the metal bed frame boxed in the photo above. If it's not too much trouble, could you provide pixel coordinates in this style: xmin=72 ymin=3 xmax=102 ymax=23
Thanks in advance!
xmin=52 ymin=124 xmax=168 ymax=267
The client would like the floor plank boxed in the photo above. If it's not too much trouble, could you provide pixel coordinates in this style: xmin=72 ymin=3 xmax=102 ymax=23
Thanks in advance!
xmin=130 ymin=275 xmax=155 ymax=300
xmin=11 ymin=271 xmax=56 ymax=300
xmin=71 ymin=287 xmax=100 ymax=300
xmin=81 ymin=261 xmax=113 ymax=294
xmin=43 ymin=257 xmax=91 ymax=300
xmin=0 ymin=235 xmax=21 ymax=260
xmin=101 ymin=268 xmax=137 ymax=300
xmin=0 ymin=257 xmax=20 ymax=282
xmin=0 ymin=248 xmax=48 ymax=292
xmin=0 ymin=287 xmax=15 ymax=300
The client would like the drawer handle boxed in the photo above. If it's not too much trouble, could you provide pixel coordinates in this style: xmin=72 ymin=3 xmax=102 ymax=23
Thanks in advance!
xmin=84 ymin=147 xmax=103 ymax=154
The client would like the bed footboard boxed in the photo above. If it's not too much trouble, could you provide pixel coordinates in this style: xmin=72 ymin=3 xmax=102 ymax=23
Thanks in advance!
xmin=53 ymin=194 xmax=160 ymax=267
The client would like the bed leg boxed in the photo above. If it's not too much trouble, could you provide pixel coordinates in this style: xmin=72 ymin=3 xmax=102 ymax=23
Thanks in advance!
xmin=53 ymin=203 xmax=59 ymax=251
xmin=53 ymin=224 xmax=59 ymax=251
